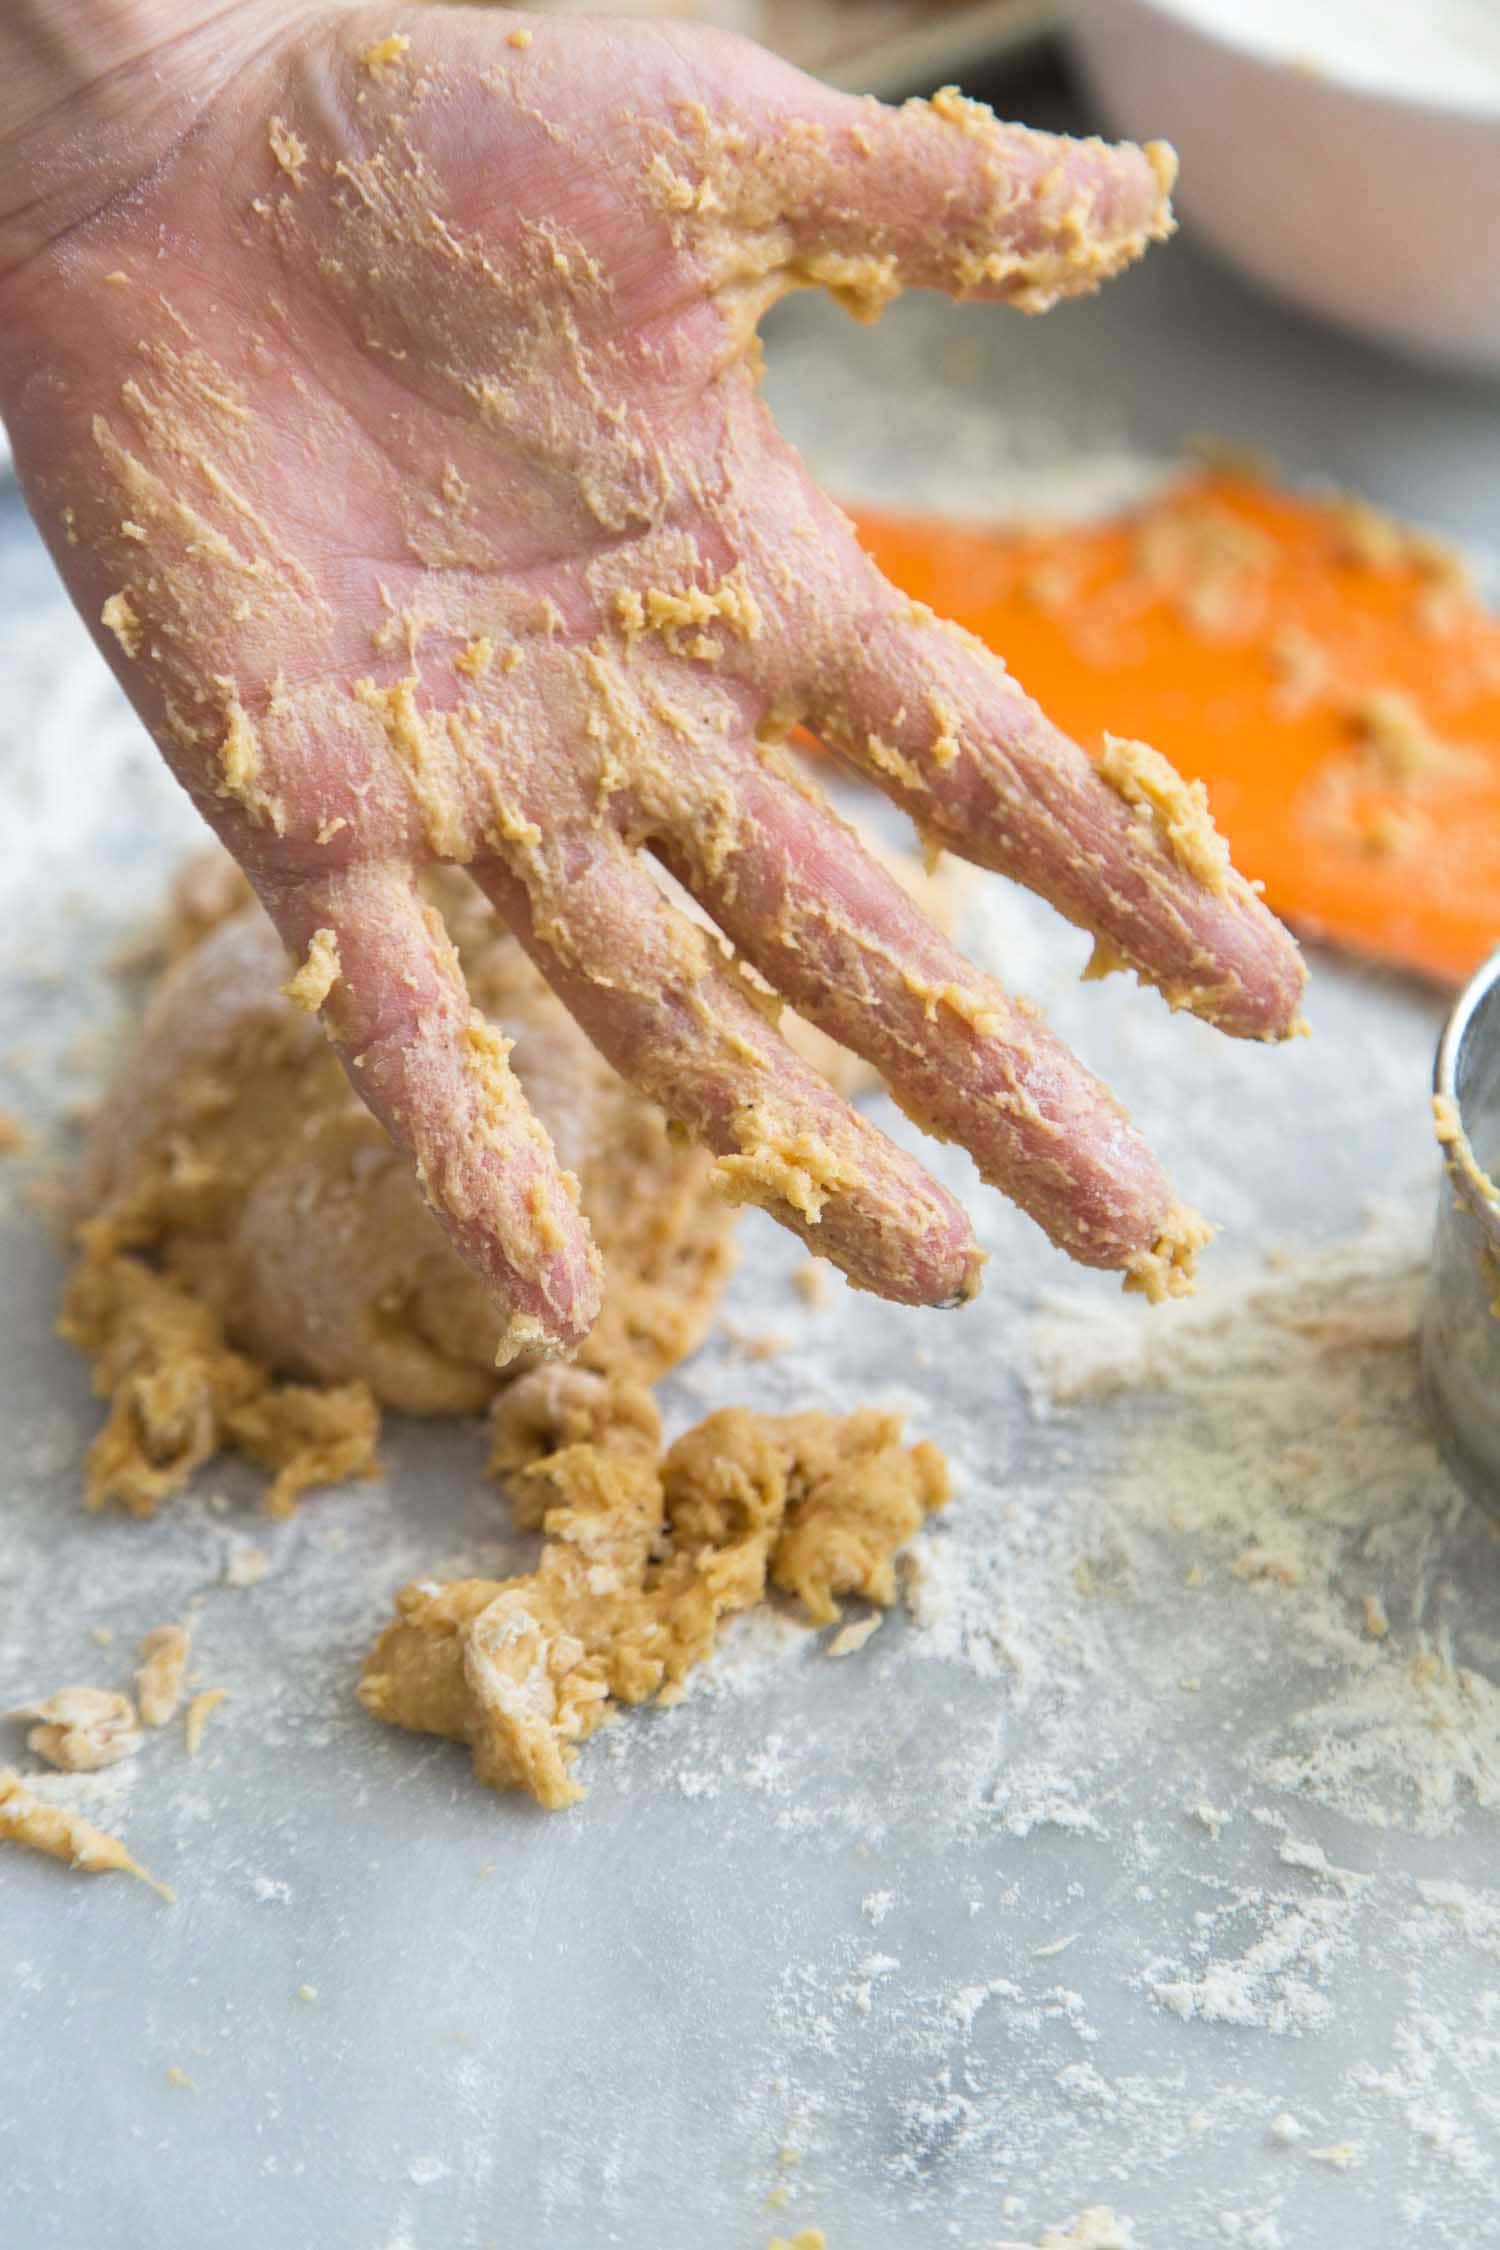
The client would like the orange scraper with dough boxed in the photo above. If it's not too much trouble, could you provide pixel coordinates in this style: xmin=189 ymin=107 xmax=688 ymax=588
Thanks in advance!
xmin=850 ymin=471 xmax=1500 ymax=988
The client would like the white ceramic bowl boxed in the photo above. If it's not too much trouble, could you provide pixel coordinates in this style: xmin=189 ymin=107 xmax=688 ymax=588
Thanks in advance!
xmin=1068 ymin=0 xmax=1500 ymax=374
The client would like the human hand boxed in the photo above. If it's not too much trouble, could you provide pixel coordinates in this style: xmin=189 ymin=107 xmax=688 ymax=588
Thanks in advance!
xmin=0 ymin=3 xmax=1304 ymax=1358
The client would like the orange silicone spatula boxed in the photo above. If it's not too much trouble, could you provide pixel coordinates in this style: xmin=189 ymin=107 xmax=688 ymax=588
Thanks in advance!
xmin=850 ymin=471 xmax=1500 ymax=987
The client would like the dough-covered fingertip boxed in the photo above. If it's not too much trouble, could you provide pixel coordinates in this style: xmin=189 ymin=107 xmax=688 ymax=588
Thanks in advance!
xmin=940 ymin=1245 xmax=989 ymax=1308
xmin=901 ymin=1203 xmax=986 ymax=1308
xmin=497 ymin=1236 xmax=606 ymax=1366
xmin=492 ymin=1310 xmax=567 ymax=1373
xmin=1144 ymin=137 xmax=1179 ymax=212
xmin=1122 ymin=1200 xmax=1214 ymax=1305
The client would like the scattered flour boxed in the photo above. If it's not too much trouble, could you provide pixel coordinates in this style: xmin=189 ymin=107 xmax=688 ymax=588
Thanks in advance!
xmin=1148 ymin=1893 xmax=1357 ymax=2035
xmin=1024 ymin=1192 xmax=1494 ymax=1838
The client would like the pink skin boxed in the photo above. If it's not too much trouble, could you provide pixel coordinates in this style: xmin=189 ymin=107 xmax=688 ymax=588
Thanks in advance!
xmin=0 ymin=4 xmax=1305 ymax=1352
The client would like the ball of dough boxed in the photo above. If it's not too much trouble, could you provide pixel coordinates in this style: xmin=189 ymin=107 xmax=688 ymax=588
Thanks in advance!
xmin=80 ymin=861 xmax=737 ymax=1416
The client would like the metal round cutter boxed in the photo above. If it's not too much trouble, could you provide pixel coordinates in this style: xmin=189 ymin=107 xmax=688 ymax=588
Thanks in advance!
xmin=1424 ymin=950 xmax=1500 ymax=1515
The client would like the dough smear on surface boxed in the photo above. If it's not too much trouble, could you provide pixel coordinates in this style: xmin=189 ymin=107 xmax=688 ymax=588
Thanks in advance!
xmin=184 ymin=1688 xmax=227 ymax=1756
xmin=136 ymin=1624 xmax=191 ymax=1727
xmin=0 ymin=1768 xmax=173 ymax=1899
xmin=359 ymin=1367 xmax=949 ymax=1809
xmin=63 ymin=855 xmax=740 ymax=1514
xmin=10 ymin=1687 xmax=143 ymax=1772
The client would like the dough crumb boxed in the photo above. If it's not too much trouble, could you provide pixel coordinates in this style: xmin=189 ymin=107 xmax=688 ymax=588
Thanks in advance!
xmin=768 ymin=2232 xmax=825 ymax=2250
xmin=0 ymin=1110 xmax=29 ymax=1155
xmin=100 ymin=590 xmax=143 ymax=659
xmin=136 ymin=1623 xmax=191 ymax=1727
xmin=1363 ymin=1592 xmax=1390 ymax=1639
xmin=506 ymin=25 xmax=532 ymax=48
xmin=267 ymin=115 xmax=307 ymax=182
xmin=1081 ymin=935 xmax=1132 ymax=985
xmin=827 ymin=1613 xmax=882 ymax=1659
xmin=1133 ymin=495 xmax=1271 ymax=635
xmin=224 ymin=1543 xmax=270 ymax=1588
xmin=1433 ymin=1091 xmax=1463 ymax=1145
xmin=0 ymin=1767 xmax=172 ymax=1898
xmin=165 ymin=2065 xmax=193 ymax=2089
xmin=358 ymin=32 xmax=410 ymax=73
xmin=1433 ymin=1087 xmax=1500 ymax=1222
xmin=1039 ymin=2210 xmax=1136 ymax=2250
xmin=794 ymin=1259 xmax=830 ymax=1307
xmin=1122 ymin=1201 xmax=1213 ymax=1304
xmin=361 ymin=1386 xmax=948 ymax=1810
xmin=1348 ymin=689 xmax=1468 ymax=788
xmin=13 ymin=1687 xmax=142 ymax=1772
xmin=1328 ymin=490 xmax=1475 ymax=618
xmin=1098 ymin=734 xmax=1231 ymax=896
xmin=1231 ymin=1544 xmax=1301 ymax=1588
xmin=1308 ymin=2142 xmax=1361 ymax=2170
xmin=725 ymin=1324 xmax=786 ymax=1362
xmin=281 ymin=928 xmax=341 ymax=1012
xmin=1268 ymin=623 xmax=1328 ymax=711
xmin=184 ymin=1688 xmax=227 ymax=1756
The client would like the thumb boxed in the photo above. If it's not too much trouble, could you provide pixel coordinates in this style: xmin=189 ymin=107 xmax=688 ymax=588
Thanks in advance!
xmin=666 ymin=61 xmax=1174 ymax=321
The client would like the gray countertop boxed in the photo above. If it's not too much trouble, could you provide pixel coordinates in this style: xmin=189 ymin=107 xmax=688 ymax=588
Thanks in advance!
xmin=2 ymin=62 xmax=1499 ymax=2250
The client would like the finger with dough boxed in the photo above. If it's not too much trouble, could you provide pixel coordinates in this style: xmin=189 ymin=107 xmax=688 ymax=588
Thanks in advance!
xmin=656 ymin=746 xmax=1181 ymax=1273
xmin=262 ymin=858 xmax=603 ymax=1360
xmin=648 ymin=44 xmax=1175 ymax=323
xmin=786 ymin=520 xmax=1305 ymax=1042
xmin=472 ymin=828 xmax=982 ymax=1307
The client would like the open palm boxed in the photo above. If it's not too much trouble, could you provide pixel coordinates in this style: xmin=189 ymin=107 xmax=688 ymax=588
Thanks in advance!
xmin=0 ymin=4 xmax=1304 ymax=1358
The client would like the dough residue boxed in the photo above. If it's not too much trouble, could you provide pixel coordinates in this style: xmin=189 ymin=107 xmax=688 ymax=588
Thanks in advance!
xmin=359 ymin=1368 xmax=949 ymax=1810
xmin=1433 ymin=1087 xmax=1500 ymax=1212
xmin=281 ymin=926 xmax=340 ymax=1011
xmin=184 ymin=1688 xmax=227 ymax=1756
xmin=1122 ymin=1200 xmax=1214 ymax=1305
xmin=1097 ymin=734 xmax=1231 ymax=898
xmin=136 ymin=1623 xmax=190 ymax=1727
xmin=614 ymin=565 xmax=762 ymax=659
xmin=0 ymin=1768 xmax=172 ymax=1899
xmin=12 ymin=1687 xmax=142 ymax=1772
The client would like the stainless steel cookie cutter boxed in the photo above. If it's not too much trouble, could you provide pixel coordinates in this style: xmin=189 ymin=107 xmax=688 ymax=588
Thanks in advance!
xmin=1424 ymin=950 xmax=1500 ymax=1514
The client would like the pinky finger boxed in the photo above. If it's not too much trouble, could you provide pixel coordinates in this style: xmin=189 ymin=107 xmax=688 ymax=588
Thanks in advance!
xmin=263 ymin=861 xmax=603 ymax=1362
